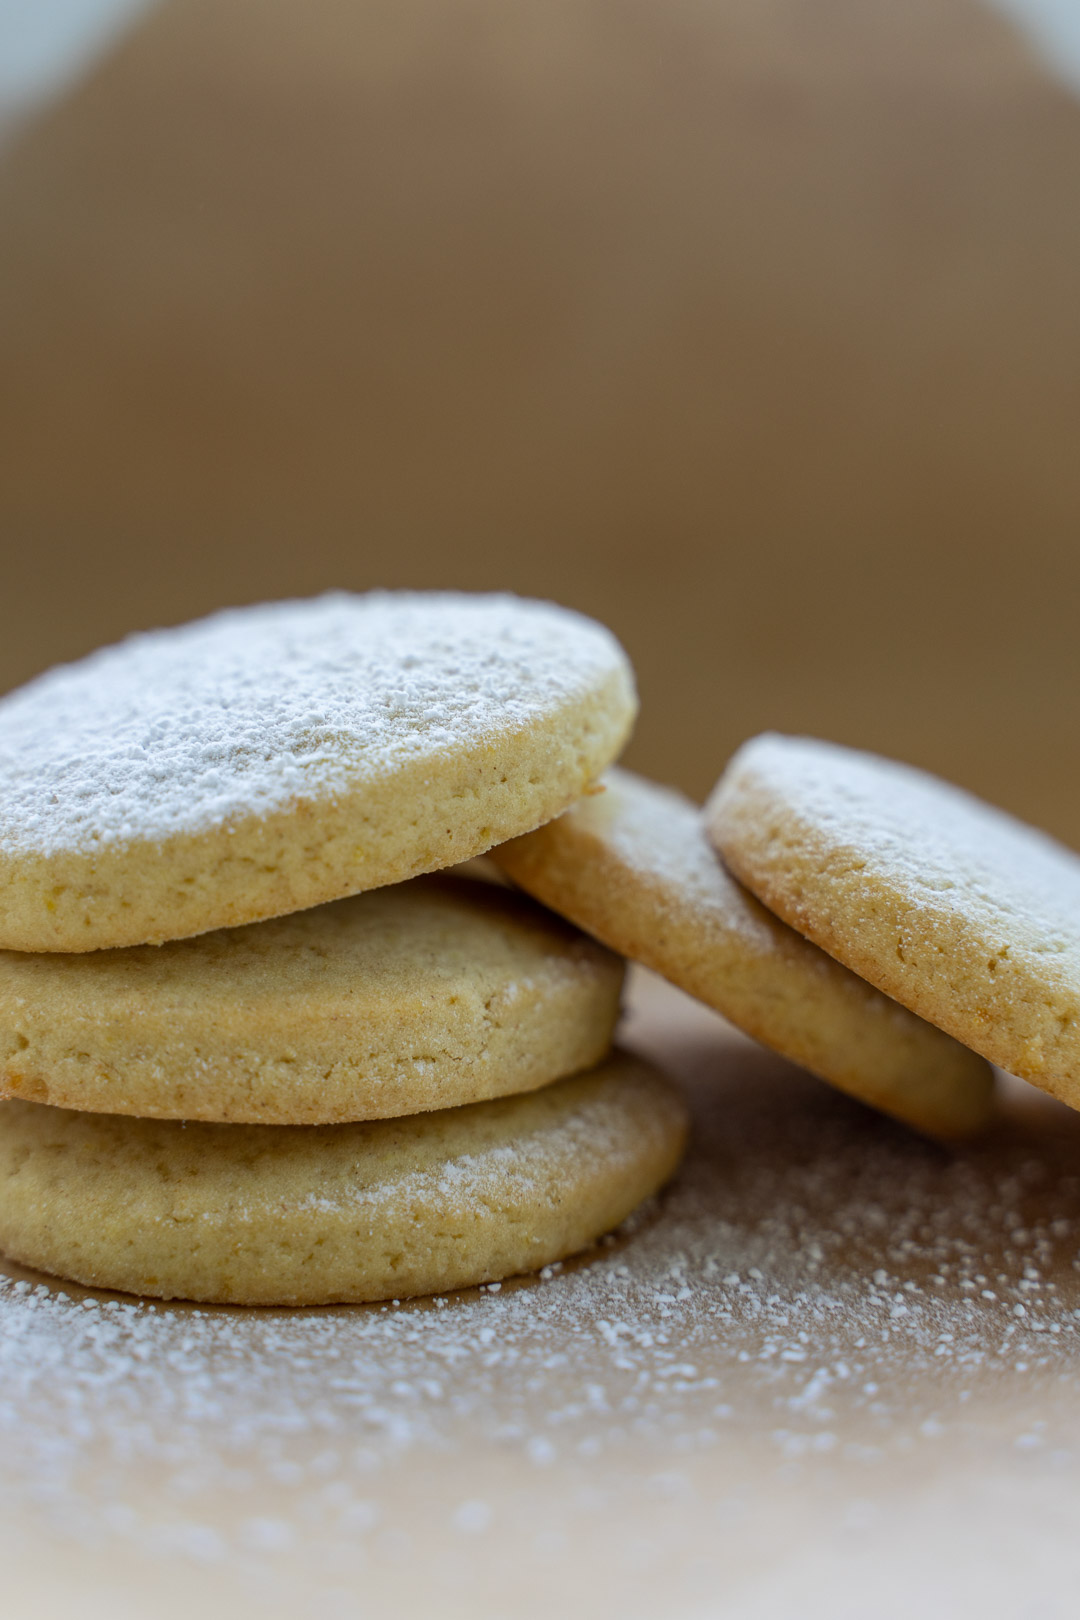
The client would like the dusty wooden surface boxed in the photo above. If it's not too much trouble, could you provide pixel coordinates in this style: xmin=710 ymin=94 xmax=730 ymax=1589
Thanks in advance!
xmin=3 ymin=971 xmax=1080 ymax=1620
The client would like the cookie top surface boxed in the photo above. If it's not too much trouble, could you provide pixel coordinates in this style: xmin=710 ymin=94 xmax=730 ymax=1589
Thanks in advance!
xmin=493 ymin=767 xmax=993 ymax=1136
xmin=706 ymin=733 xmax=1080 ymax=1108
xmin=0 ymin=1052 xmax=688 ymax=1305
xmin=0 ymin=592 xmax=636 ymax=950
xmin=0 ymin=873 xmax=624 ymax=1123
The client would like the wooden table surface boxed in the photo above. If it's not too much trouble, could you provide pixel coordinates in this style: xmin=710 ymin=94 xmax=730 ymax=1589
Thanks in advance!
xmin=4 ymin=970 xmax=1080 ymax=1620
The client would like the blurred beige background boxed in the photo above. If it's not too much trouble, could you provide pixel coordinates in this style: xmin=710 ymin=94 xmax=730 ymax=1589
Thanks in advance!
xmin=1 ymin=0 xmax=1080 ymax=835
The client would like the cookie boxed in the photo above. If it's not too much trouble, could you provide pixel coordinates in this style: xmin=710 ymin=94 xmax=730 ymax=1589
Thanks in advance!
xmin=493 ymin=768 xmax=993 ymax=1136
xmin=0 ymin=1053 xmax=687 ymax=1305
xmin=707 ymin=733 xmax=1080 ymax=1112
xmin=0 ymin=873 xmax=624 ymax=1123
xmin=0 ymin=592 xmax=636 ymax=952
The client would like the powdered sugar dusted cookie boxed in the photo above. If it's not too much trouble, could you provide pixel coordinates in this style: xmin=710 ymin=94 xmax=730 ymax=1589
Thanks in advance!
xmin=707 ymin=733 xmax=1080 ymax=1111
xmin=0 ymin=593 xmax=636 ymax=951
xmin=494 ymin=768 xmax=993 ymax=1136
xmin=0 ymin=1052 xmax=687 ymax=1305
xmin=0 ymin=874 xmax=624 ymax=1123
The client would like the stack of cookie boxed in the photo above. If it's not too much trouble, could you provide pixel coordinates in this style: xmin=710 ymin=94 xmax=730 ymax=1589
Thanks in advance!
xmin=6 ymin=592 xmax=1073 ymax=1310
xmin=0 ymin=593 xmax=687 ymax=1304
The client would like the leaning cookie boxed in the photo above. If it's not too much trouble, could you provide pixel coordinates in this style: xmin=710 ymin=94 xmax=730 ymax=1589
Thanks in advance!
xmin=493 ymin=768 xmax=993 ymax=1137
xmin=0 ymin=874 xmax=623 ymax=1123
xmin=0 ymin=592 xmax=636 ymax=951
xmin=707 ymin=732 xmax=1080 ymax=1115
xmin=0 ymin=1053 xmax=687 ymax=1305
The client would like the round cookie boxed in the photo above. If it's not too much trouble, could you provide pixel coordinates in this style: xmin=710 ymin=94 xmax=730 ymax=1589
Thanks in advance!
xmin=706 ymin=733 xmax=1080 ymax=1112
xmin=0 ymin=592 xmax=636 ymax=952
xmin=0 ymin=874 xmax=624 ymax=1123
xmin=0 ymin=1053 xmax=688 ymax=1305
xmin=493 ymin=768 xmax=993 ymax=1137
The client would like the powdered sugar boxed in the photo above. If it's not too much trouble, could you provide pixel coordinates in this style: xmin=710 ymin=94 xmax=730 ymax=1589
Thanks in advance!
xmin=0 ymin=593 xmax=628 ymax=855
xmin=2 ymin=977 xmax=1079 ymax=1615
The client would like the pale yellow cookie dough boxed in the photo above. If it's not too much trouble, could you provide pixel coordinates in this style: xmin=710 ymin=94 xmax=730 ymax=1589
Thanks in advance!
xmin=0 ymin=1053 xmax=688 ymax=1305
xmin=493 ymin=768 xmax=993 ymax=1137
xmin=707 ymin=732 xmax=1080 ymax=1114
xmin=0 ymin=593 xmax=636 ymax=951
xmin=0 ymin=874 xmax=624 ymax=1123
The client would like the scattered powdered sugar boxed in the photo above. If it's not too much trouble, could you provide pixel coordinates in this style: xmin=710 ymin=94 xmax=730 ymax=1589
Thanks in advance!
xmin=3 ymin=978 xmax=1080 ymax=1612
xmin=0 ymin=593 xmax=627 ymax=855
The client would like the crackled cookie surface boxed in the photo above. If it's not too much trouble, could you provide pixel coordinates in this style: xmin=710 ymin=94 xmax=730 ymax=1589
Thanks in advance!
xmin=707 ymin=733 xmax=1080 ymax=1111
xmin=494 ymin=768 xmax=992 ymax=1137
xmin=0 ymin=592 xmax=636 ymax=951
xmin=0 ymin=1053 xmax=687 ymax=1305
xmin=0 ymin=874 xmax=624 ymax=1123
